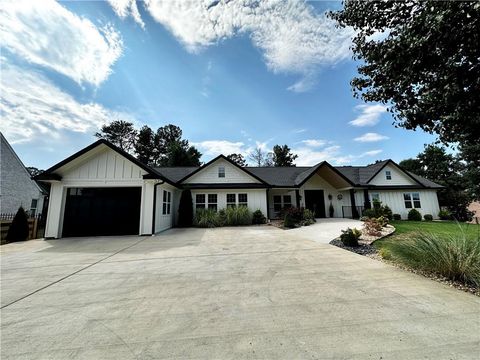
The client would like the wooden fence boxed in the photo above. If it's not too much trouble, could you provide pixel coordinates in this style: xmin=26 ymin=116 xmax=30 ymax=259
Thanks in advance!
xmin=0 ymin=213 xmax=46 ymax=244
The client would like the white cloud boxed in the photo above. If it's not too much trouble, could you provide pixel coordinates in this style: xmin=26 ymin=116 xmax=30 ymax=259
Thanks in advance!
xmin=349 ymin=104 xmax=387 ymax=127
xmin=354 ymin=132 xmax=389 ymax=142
xmin=293 ymin=128 xmax=307 ymax=134
xmin=0 ymin=0 xmax=123 ymax=86
xmin=132 ymin=0 xmax=353 ymax=91
xmin=107 ymin=0 xmax=145 ymax=29
xmin=0 ymin=59 xmax=134 ymax=144
xmin=192 ymin=140 xmax=246 ymax=156
xmin=362 ymin=149 xmax=383 ymax=156
xmin=300 ymin=139 xmax=327 ymax=148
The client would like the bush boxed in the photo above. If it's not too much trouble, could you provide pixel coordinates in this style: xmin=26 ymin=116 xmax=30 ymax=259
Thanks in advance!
xmin=252 ymin=210 xmax=266 ymax=225
xmin=302 ymin=209 xmax=316 ymax=226
xmin=407 ymin=209 xmax=422 ymax=221
xmin=378 ymin=247 xmax=392 ymax=260
xmin=360 ymin=216 xmax=369 ymax=222
xmin=364 ymin=218 xmax=383 ymax=236
xmin=178 ymin=189 xmax=193 ymax=227
xmin=438 ymin=209 xmax=452 ymax=220
xmin=194 ymin=209 xmax=219 ymax=228
xmin=284 ymin=213 xmax=297 ymax=228
xmin=382 ymin=230 xmax=480 ymax=286
xmin=225 ymin=206 xmax=252 ymax=226
xmin=6 ymin=207 xmax=29 ymax=242
xmin=423 ymin=214 xmax=433 ymax=221
xmin=383 ymin=205 xmax=393 ymax=221
xmin=362 ymin=208 xmax=376 ymax=218
xmin=217 ymin=209 xmax=227 ymax=226
xmin=340 ymin=228 xmax=362 ymax=247
xmin=377 ymin=216 xmax=389 ymax=227
xmin=393 ymin=214 xmax=401 ymax=221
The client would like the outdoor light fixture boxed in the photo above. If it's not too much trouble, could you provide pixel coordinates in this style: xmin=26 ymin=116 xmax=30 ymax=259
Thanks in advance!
xmin=337 ymin=194 xmax=343 ymax=200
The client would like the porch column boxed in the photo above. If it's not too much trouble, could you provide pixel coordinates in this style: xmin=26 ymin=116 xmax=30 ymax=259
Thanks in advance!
xmin=266 ymin=188 xmax=270 ymax=219
xmin=295 ymin=189 xmax=300 ymax=208
xmin=349 ymin=189 xmax=359 ymax=219
xmin=363 ymin=189 xmax=371 ymax=209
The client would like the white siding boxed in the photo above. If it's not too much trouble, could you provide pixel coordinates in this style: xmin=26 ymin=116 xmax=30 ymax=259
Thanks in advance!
xmin=370 ymin=190 xmax=440 ymax=219
xmin=369 ymin=164 xmax=418 ymax=186
xmin=191 ymin=189 xmax=267 ymax=215
xmin=183 ymin=159 xmax=260 ymax=184
xmin=299 ymin=174 xmax=350 ymax=218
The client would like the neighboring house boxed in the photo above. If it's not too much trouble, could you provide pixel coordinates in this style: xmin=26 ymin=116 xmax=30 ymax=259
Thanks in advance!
xmin=0 ymin=133 xmax=47 ymax=216
xmin=36 ymin=139 xmax=443 ymax=239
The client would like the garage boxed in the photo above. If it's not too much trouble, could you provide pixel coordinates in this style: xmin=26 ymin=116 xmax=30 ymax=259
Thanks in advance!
xmin=62 ymin=187 xmax=141 ymax=237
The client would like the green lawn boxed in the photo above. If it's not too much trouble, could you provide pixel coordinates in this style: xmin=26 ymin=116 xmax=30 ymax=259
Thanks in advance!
xmin=375 ymin=220 xmax=479 ymax=248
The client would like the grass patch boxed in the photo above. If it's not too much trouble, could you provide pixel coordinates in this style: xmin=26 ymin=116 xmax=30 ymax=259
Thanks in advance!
xmin=375 ymin=221 xmax=480 ymax=287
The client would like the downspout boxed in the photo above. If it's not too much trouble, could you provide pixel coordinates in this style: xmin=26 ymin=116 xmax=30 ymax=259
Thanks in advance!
xmin=151 ymin=180 xmax=165 ymax=235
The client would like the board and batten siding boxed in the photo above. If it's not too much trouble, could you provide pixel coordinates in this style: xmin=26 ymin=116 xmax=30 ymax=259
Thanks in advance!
xmin=367 ymin=190 xmax=440 ymax=219
xmin=183 ymin=159 xmax=261 ymax=184
xmin=369 ymin=164 xmax=418 ymax=186
xmin=154 ymin=183 xmax=178 ymax=233
xmin=44 ymin=146 xmax=159 ymax=238
xmin=190 ymin=189 xmax=267 ymax=215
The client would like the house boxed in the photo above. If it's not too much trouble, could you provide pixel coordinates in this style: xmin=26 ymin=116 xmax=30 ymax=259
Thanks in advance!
xmin=35 ymin=139 xmax=443 ymax=238
xmin=1 ymin=133 xmax=47 ymax=216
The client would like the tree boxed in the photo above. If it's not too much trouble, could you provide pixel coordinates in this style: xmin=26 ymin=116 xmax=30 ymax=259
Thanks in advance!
xmin=134 ymin=125 xmax=157 ymax=165
xmin=272 ymin=145 xmax=298 ymax=167
xmin=95 ymin=120 xmax=137 ymax=152
xmin=26 ymin=167 xmax=44 ymax=177
xmin=459 ymin=143 xmax=480 ymax=200
xmin=330 ymin=2 xmax=480 ymax=148
xmin=227 ymin=153 xmax=246 ymax=167
xmin=177 ymin=189 xmax=193 ymax=227
xmin=398 ymin=158 xmax=422 ymax=175
xmin=160 ymin=141 xmax=202 ymax=167
xmin=248 ymin=148 xmax=273 ymax=167
xmin=6 ymin=207 xmax=29 ymax=242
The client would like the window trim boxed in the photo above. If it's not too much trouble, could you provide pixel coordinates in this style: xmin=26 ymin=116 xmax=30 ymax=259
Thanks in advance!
xmin=208 ymin=194 xmax=218 ymax=211
xmin=218 ymin=166 xmax=225 ymax=178
xmin=162 ymin=190 xmax=172 ymax=215
xmin=238 ymin=193 xmax=248 ymax=207
xmin=195 ymin=193 xmax=219 ymax=211
xmin=30 ymin=198 xmax=38 ymax=217
xmin=371 ymin=193 xmax=380 ymax=202
xmin=404 ymin=192 xmax=421 ymax=209
xmin=226 ymin=193 xmax=236 ymax=208
xmin=385 ymin=170 xmax=392 ymax=180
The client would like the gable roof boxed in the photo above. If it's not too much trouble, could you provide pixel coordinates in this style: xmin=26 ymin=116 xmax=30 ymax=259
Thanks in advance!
xmin=175 ymin=154 xmax=268 ymax=185
xmin=35 ymin=139 xmax=178 ymax=187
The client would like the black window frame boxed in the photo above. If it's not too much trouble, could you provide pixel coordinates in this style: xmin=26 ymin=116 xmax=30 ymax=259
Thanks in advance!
xmin=218 ymin=166 xmax=225 ymax=178
xmin=238 ymin=193 xmax=248 ymax=207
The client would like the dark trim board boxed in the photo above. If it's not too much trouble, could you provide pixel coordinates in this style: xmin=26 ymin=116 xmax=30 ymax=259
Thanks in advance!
xmin=183 ymin=183 xmax=268 ymax=189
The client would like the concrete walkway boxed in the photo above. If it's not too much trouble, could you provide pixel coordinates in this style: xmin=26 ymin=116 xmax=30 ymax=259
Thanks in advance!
xmin=288 ymin=218 xmax=363 ymax=243
xmin=1 ymin=226 xmax=479 ymax=359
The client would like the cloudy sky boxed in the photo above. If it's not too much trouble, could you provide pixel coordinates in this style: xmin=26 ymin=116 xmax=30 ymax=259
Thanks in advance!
xmin=0 ymin=0 xmax=435 ymax=169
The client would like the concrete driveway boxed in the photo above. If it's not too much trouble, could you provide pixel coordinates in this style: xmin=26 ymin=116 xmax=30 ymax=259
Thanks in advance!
xmin=1 ymin=226 xmax=479 ymax=359
xmin=289 ymin=218 xmax=363 ymax=243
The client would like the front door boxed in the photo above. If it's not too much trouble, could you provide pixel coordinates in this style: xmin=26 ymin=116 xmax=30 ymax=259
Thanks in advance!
xmin=304 ymin=190 xmax=326 ymax=218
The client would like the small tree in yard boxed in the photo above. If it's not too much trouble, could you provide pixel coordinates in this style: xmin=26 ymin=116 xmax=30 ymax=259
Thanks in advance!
xmin=177 ymin=189 xmax=193 ymax=227
xmin=6 ymin=207 xmax=29 ymax=242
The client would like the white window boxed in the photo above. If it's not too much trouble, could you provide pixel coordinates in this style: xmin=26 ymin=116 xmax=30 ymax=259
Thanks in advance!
xmin=238 ymin=193 xmax=248 ymax=207
xmin=371 ymin=193 xmax=380 ymax=202
xmin=218 ymin=166 xmax=225 ymax=178
xmin=385 ymin=170 xmax=392 ymax=180
xmin=208 ymin=194 xmax=218 ymax=211
xmin=196 ymin=194 xmax=206 ymax=209
xmin=30 ymin=199 xmax=38 ymax=217
xmin=226 ymin=194 xmax=236 ymax=208
xmin=404 ymin=192 xmax=421 ymax=209
xmin=162 ymin=190 xmax=171 ymax=215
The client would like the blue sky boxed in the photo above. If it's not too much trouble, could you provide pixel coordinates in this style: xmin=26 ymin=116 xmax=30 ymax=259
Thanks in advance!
xmin=0 ymin=0 xmax=436 ymax=169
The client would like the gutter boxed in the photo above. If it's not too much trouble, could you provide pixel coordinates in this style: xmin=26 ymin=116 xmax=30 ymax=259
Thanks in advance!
xmin=151 ymin=180 xmax=165 ymax=235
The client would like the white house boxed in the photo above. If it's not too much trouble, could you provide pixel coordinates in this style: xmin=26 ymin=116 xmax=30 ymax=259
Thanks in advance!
xmin=36 ymin=139 xmax=442 ymax=238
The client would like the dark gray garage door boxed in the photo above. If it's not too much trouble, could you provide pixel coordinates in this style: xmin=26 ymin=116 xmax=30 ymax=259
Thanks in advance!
xmin=62 ymin=187 xmax=141 ymax=237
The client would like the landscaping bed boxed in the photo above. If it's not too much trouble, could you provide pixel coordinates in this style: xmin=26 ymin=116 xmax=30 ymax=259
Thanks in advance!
xmin=331 ymin=220 xmax=480 ymax=296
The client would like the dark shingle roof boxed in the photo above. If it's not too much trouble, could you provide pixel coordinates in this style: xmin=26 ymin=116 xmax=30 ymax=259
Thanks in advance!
xmin=154 ymin=160 xmax=443 ymax=189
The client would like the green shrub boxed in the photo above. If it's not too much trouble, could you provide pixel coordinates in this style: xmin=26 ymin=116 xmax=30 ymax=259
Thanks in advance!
xmin=383 ymin=205 xmax=393 ymax=221
xmin=382 ymin=230 xmax=480 ymax=286
xmin=217 ymin=209 xmax=227 ymax=226
xmin=378 ymin=247 xmax=392 ymax=260
xmin=252 ymin=209 xmax=266 ymax=225
xmin=340 ymin=228 xmax=362 ymax=247
xmin=225 ymin=206 xmax=252 ymax=226
xmin=284 ymin=213 xmax=297 ymax=228
xmin=178 ymin=189 xmax=193 ymax=227
xmin=393 ymin=214 xmax=401 ymax=221
xmin=194 ymin=209 xmax=218 ymax=228
xmin=423 ymin=214 xmax=433 ymax=221
xmin=438 ymin=209 xmax=452 ymax=220
xmin=302 ymin=209 xmax=316 ymax=226
xmin=6 ymin=207 xmax=29 ymax=242
xmin=362 ymin=208 xmax=376 ymax=218
xmin=359 ymin=216 xmax=368 ymax=222
xmin=407 ymin=209 xmax=422 ymax=221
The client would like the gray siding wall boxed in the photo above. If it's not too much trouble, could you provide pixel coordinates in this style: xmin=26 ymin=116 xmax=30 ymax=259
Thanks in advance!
xmin=1 ymin=135 xmax=44 ymax=214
